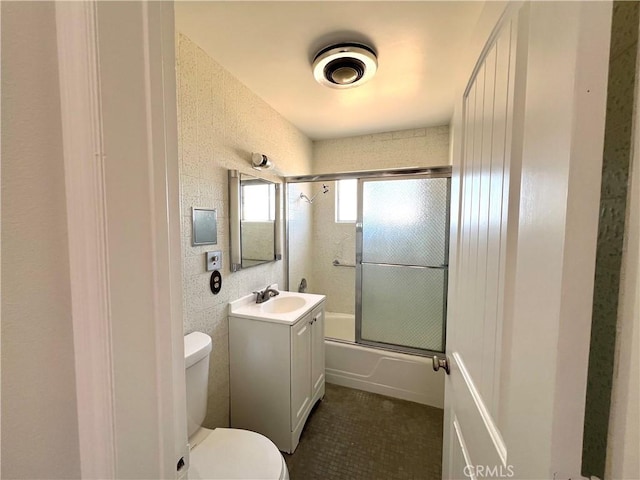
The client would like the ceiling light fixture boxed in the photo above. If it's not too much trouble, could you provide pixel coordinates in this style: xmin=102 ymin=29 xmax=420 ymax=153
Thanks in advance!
xmin=312 ymin=42 xmax=378 ymax=89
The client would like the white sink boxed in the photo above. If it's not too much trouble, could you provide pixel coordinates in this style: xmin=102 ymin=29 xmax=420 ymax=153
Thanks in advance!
xmin=229 ymin=289 xmax=325 ymax=324
xmin=261 ymin=296 xmax=307 ymax=314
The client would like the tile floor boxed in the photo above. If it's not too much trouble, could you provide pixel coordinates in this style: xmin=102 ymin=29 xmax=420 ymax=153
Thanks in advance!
xmin=283 ymin=383 xmax=444 ymax=480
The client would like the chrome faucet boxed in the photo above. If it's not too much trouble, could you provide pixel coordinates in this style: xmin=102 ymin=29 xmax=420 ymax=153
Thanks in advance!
xmin=253 ymin=284 xmax=280 ymax=304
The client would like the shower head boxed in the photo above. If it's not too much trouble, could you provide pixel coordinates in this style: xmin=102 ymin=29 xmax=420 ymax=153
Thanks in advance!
xmin=300 ymin=184 xmax=330 ymax=204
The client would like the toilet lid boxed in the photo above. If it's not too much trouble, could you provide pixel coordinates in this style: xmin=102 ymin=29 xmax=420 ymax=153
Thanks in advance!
xmin=189 ymin=428 xmax=285 ymax=480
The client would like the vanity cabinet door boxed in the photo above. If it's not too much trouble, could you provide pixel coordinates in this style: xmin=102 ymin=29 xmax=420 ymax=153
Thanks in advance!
xmin=290 ymin=313 xmax=312 ymax=431
xmin=310 ymin=306 xmax=325 ymax=397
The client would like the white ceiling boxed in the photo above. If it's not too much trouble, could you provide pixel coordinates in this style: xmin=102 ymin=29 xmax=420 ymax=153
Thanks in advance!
xmin=175 ymin=1 xmax=485 ymax=140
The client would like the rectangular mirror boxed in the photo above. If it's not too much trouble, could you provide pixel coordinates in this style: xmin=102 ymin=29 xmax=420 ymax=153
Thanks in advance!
xmin=192 ymin=207 xmax=218 ymax=246
xmin=229 ymin=170 xmax=282 ymax=271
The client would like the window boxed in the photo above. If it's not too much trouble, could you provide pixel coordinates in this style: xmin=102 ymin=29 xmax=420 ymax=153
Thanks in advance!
xmin=336 ymin=179 xmax=357 ymax=223
xmin=242 ymin=183 xmax=275 ymax=221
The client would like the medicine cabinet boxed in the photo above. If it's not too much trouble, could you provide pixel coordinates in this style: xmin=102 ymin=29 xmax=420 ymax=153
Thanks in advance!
xmin=228 ymin=170 xmax=282 ymax=271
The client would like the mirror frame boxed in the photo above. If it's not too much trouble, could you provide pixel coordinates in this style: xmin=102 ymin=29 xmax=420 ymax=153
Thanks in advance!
xmin=228 ymin=169 xmax=282 ymax=271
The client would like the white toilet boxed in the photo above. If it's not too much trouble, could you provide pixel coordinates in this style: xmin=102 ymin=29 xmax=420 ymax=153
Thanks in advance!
xmin=184 ymin=332 xmax=289 ymax=480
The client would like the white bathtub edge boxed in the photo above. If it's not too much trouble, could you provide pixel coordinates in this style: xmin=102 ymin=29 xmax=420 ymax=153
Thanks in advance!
xmin=326 ymin=370 xmax=444 ymax=408
xmin=325 ymin=339 xmax=445 ymax=409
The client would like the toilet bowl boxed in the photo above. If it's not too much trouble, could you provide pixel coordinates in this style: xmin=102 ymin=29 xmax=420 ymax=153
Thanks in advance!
xmin=185 ymin=332 xmax=289 ymax=480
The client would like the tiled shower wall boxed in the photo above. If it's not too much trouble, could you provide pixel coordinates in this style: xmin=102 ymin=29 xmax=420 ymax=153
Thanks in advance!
xmin=287 ymin=182 xmax=315 ymax=294
xmin=176 ymin=33 xmax=313 ymax=427
xmin=582 ymin=2 xmax=638 ymax=478
xmin=302 ymin=179 xmax=356 ymax=314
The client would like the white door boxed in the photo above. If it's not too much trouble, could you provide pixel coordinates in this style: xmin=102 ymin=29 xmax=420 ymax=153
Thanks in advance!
xmin=443 ymin=2 xmax=611 ymax=479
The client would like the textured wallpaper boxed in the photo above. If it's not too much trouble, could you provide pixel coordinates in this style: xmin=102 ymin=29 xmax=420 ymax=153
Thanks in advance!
xmin=176 ymin=33 xmax=313 ymax=427
xmin=312 ymin=126 xmax=450 ymax=174
xmin=582 ymin=2 xmax=638 ymax=478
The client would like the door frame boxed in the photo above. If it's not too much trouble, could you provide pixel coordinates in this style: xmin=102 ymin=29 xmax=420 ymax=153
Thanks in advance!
xmin=55 ymin=2 xmax=187 ymax=478
xmin=55 ymin=3 xmax=116 ymax=476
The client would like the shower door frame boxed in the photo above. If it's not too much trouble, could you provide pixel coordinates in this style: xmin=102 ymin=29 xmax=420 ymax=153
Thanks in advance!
xmin=284 ymin=166 xmax=452 ymax=357
xmin=355 ymin=173 xmax=452 ymax=357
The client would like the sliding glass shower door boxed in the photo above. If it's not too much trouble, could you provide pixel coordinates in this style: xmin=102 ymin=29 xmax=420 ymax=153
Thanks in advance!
xmin=356 ymin=175 xmax=450 ymax=354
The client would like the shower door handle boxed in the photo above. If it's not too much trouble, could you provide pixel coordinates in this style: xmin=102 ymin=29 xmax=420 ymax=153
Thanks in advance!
xmin=432 ymin=355 xmax=451 ymax=375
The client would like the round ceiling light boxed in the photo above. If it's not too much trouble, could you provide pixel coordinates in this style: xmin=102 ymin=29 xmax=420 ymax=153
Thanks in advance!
xmin=312 ymin=43 xmax=378 ymax=89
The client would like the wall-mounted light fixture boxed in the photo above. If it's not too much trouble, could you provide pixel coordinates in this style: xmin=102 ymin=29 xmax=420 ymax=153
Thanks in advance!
xmin=251 ymin=152 xmax=272 ymax=170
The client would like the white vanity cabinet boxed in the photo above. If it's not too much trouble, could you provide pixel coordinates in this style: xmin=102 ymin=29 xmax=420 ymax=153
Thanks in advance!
xmin=310 ymin=307 xmax=325 ymax=399
xmin=228 ymin=293 xmax=325 ymax=454
xmin=290 ymin=305 xmax=325 ymax=435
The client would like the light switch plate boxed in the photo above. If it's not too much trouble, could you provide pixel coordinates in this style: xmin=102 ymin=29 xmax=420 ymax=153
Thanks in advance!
xmin=206 ymin=251 xmax=222 ymax=271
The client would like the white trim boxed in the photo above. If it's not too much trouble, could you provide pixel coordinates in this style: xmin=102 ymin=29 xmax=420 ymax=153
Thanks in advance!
xmin=140 ymin=2 xmax=189 ymax=475
xmin=452 ymin=352 xmax=507 ymax=466
xmin=55 ymin=2 xmax=116 ymax=478
xmin=56 ymin=2 xmax=187 ymax=477
xmin=453 ymin=416 xmax=476 ymax=480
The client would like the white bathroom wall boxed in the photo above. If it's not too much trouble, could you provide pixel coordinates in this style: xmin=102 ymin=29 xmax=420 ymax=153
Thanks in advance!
xmin=1 ymin=2 xmax=81 ymax=477
xmin=312 ymin=126 xmax=450 ymax=174
xmin=176 ymin=33 xmax=313 ymax=427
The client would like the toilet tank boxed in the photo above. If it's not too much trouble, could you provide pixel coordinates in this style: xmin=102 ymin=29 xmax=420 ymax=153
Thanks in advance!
xmin=184 ymin=332 xmax=213 ymax=438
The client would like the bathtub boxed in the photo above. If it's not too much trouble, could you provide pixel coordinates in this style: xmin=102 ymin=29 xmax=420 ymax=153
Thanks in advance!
xmin=323 ymin=312 xmax=444 ymax=408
